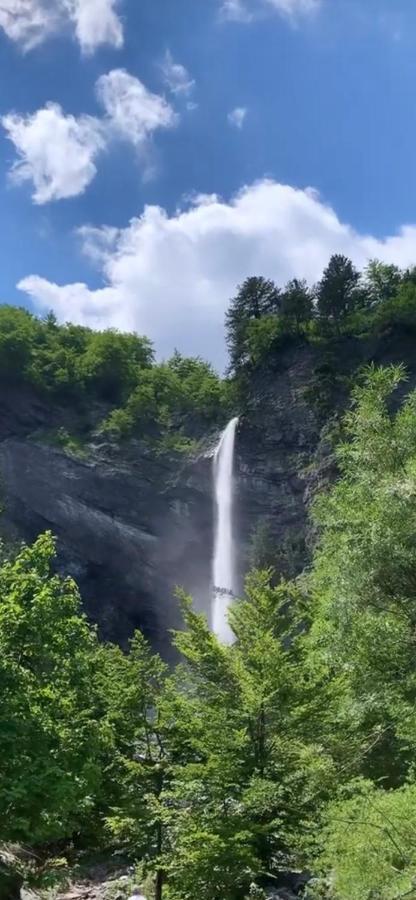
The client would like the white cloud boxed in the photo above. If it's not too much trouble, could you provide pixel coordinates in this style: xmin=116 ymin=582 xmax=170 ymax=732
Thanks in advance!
xmin=221 ymin=0 xmax=320 ymax=22
xmin=68 ymin=0 xmax=123 ymax=53
xmin=96 ymin=69 xmax=177 ymax=147
xmin=0 ymin=0 xmax=57 ymax=50
xmin=2 ymin=70 xmax=177 ymax=203
xmin=17 ymin=179 xmax=416 ymax=369
xmin=2 ymin=103 xmax=104 ymax=203
xmin=228 ymin=107 xmax=247 ymax=129
xmin=0 ymin=0 xmax=124 ymax=53
xmin=266 ymin=0 xmax=320 ymax=12
xmin=220 ymin=0 xmax=253 ymax=22
xmin=160 ymin=50 xmax=195 ymax=97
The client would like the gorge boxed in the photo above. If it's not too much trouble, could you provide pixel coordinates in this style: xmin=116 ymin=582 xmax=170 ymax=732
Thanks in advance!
xmin=0 ymin=324 xmax=414 ymax=655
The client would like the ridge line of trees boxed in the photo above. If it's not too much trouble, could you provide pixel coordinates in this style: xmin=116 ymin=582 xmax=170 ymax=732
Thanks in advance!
xmin=226 ymin=256 xmax=416 ymax=375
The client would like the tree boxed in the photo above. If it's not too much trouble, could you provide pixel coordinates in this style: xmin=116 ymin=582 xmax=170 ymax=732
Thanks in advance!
xmin=0 ymin=533 xmax=103 ymax=844
xmin=103 ymin=355 xmax=227 ymax=449
xmin=101 ymin=633 xmax=170 ymax=900
xmin=158 ymin=578 xmax=335 ymax=900
xmin=365 ymin=259 xmax=402 ymax=305
xmin=280 ymin=279 xmax=314 ymax=333
xmin=226 ymin=277 xmax=280 ymax=372
xmin=310 ymin=364 xmax=416 ymax=786
xmin=317 ymin=781 xmax=416 ymax=900
xmin=0 ymin=306 xmax=38 ymax=383
xmin=316 ymin=254 xmax=360 ymax=332
xmin=79 ymin=330 xmax=153 ymax=403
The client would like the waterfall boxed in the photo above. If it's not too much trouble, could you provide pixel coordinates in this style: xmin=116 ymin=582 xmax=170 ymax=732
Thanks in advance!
xmin=212 ymin=416 xmax=239 ymax=643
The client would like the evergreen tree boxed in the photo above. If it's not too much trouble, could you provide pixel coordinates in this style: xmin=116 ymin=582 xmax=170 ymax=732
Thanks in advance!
xmin=158 ymin=579 xmax=335 ymax=900
xmin=316 ymin=254 xmax=360 ymax=332
xmin=226 ymin=277 xmax=280 ymax=372
xmin=280 ymin=278 xmax=314 ymax=333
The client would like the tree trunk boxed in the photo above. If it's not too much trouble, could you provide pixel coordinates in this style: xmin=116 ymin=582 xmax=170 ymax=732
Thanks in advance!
xmin=154 ymin=869 xmax=163 ymax=900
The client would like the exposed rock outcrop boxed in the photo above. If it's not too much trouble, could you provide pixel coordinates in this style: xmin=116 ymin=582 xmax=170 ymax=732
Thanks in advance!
xmin=0 ymin=385 xmax=215 ymax=655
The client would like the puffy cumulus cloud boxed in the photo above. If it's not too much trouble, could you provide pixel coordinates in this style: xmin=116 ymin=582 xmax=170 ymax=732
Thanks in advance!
xmin=96 ymin=69 xmax=177 ymax=146
xmin=0 ymin=0 xmax=57 ymax=49
xmin=160 ymin=50 xmax=195 ymax=97
xmin=221 ymin=0 xmax=320 ymax=22
xmin=2 ymin=71 xmax=177 ymax=203
xmin=2 ymin=103 xmax=104 ymax=204
xmin=17 ymin=179 xmax=416 ymax=369
xmin=69 ymin=0 xmax=123 ymax=53
xmin=228 ymin=107 xmax=247 ymax=129
xmin=0 ymin=0 xmax=124 ymax=52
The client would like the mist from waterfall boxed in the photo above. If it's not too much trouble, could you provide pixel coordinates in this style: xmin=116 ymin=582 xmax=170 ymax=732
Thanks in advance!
xmin=212 ymin=416 xmax=239 ymax=644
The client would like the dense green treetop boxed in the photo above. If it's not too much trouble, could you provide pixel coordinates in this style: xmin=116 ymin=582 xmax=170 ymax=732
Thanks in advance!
xmin=226 ymin=255 xmax=416 ymax=376
xmin=0 ymin=306 xmax=230 ymax=451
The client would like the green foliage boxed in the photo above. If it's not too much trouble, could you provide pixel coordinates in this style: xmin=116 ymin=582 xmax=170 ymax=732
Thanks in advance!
xmin=226 ymin=277 xmax=281 ymax=372
xmin=36 ymin=426 xmax=89 ymax=458
xmin=102 ymin=354 xmax=229 ymax=448
xmin=317 ymin=781 xmax=416 ymax=900
xmin=0 ymin=306 xmax=228 ymax=452
xmin=365 ymin=259 xmax=402 ymax=306
xmin=0 ymin=534 xmax=102 ymax=844
xmin=78 ymin=330 xmax=153 ymax=403
xmin=316 ymin=254 xmax=360 ymax=332
xmin=156 ymin=576 xmax=336 ymax=899
xmin=280 ymin=278 xmax=314 ymax=333
xmin=305 ymin=364 xmax=416 ymax=895
xmin=0 ymin=306 xmax=153 ymax=402
xmin=375 ymin=280 xmax=416 ymax=332
xmin=0 ymin=306 xmax=38 ymax=383
xmin=223 ymin=255 xmax=416 ymax=380
xmin=246 ymin=315 xmax=289 ymax=368
xmin=5 ymin=318 xmax=416 ymax=900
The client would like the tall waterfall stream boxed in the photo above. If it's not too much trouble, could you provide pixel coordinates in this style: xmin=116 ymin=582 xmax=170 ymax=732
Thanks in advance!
xmin=212 ymin=417 xmax=239 ymax=643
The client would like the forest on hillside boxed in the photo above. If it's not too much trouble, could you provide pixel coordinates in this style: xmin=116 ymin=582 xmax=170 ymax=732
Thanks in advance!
xmin=2 ymin=257 xmax=416 ymax=899
xmin=1 ymin=254 xmax=416 ymax=451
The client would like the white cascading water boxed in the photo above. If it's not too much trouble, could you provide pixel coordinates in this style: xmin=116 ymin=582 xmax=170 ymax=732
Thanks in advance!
xmin=212 ymin=416 xmax=239 ymax=643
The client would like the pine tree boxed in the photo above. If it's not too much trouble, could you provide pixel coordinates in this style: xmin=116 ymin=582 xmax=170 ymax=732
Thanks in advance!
xmin=280 ymin=278 xmax=314 ymax=333
xmin=317 ymin=254 xmax=359 ymax=332
xmin=226 ymin=277 xmax=280 ymax=372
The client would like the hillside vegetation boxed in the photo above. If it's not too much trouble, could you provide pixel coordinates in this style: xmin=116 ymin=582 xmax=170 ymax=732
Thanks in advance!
xmin=2 ymin=257 xmax=416 ymax=898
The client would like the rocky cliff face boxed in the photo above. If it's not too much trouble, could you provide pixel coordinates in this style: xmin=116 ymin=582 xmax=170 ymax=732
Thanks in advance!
xmin=0 ymin=385 xmax=214 ymax=657
xmin=235 ymin=326 xmax=416 ymax=586
xmin=0 ymin=327 xmax=415 ymax=653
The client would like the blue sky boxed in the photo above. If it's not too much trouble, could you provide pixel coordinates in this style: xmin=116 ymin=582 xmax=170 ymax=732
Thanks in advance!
xmin=1 ymin=0 xmax=416 ymax=367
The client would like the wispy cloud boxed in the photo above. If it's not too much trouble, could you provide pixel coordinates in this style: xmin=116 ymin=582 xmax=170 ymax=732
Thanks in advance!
xmin=227 ymin=107 xmax=247 ymax=129
xmin=221 ymin=0 xmax=321 ymax=23
xmin=220 ymin=0 xmax=253 ymax=22
xmin=160 ymin=50 xmax=196 ymax=97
